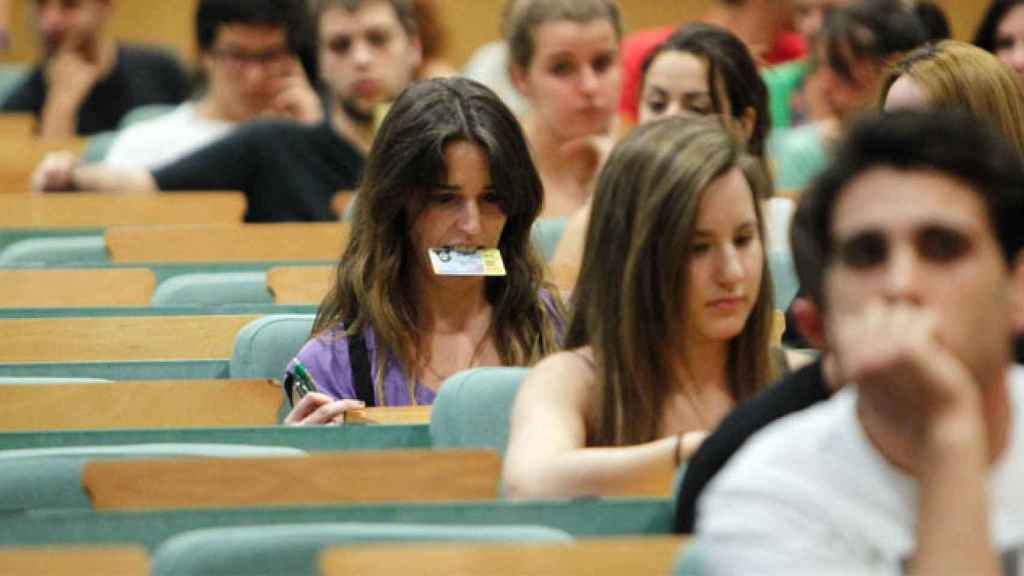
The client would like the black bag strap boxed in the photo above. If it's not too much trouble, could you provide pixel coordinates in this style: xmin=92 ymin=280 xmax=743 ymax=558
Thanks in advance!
xmin=283 ymin=372 xmax=299 ymax=408
xmin=348 ymin=327 xmax=376 ymax=407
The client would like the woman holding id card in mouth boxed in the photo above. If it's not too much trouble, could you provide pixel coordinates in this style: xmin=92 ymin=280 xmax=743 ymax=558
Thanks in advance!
xmin=284 ymin=78 xmax=565 ymax=425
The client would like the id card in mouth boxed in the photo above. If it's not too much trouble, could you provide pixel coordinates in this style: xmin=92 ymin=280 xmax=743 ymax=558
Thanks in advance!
xmin=428 ymin=247 xmax=506 ymax=276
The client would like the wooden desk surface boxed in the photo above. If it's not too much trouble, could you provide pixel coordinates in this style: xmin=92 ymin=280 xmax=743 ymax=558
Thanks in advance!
xmin=320 ymin=536 xmax=688 ymax=576
xmin=0 ymin=315 xmax=258 ymax=362
xmin=0 ymin=546 xmax=148 ymax=576
xmin=83 ymin=449 xmax=501 ymax=510
xmin=346 ymin=406 xmax=431 ymax=425
xmin=0 ymin=268 xmax=156 ymax=308
xmin=0 ymin=379 xmax=283 ymax=431
xmin=0 ymin=137 xmax=86 ymax=193
xmin=106 ymin=223 xmax=349 ymax=263
xmin=266 ymin=265 xmax=333 ymax=305
xmin=0 ymin=192 xmax=246 ymax=227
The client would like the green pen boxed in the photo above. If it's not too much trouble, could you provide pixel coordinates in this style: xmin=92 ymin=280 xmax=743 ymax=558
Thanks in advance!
xmin=291 ymin=358 xmax=319 ymax=399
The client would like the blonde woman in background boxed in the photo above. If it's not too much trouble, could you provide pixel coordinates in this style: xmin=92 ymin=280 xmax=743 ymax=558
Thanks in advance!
xmin=882 ymin=40 xmax=1024 ymax=157
xmin=506 ymin=0 xmax=622 ymax=218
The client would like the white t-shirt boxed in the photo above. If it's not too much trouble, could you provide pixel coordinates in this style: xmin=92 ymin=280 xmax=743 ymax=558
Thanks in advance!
xmin=694 ymin=366 xmax=1024 ymax=575
xmin=103 ymin=102 xmax=234 ymax=170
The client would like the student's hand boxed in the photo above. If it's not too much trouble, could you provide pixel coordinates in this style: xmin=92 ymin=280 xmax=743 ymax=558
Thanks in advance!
xmin=266 ymin=58 xmax=322 ymax=125
xmin=829 ymin=301 xmax=983 ymax=445
xmin=44 ymin=30 xmax=108 ymax=107
xmin=283 ymin=392 xmax=365 ymax=425
xmin=30 ymin=150 xmax=78 ymax=192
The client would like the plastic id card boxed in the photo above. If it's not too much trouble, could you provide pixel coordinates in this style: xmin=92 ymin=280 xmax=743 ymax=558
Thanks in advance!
xmin=428 ymin=247 xmax=506 ymax=276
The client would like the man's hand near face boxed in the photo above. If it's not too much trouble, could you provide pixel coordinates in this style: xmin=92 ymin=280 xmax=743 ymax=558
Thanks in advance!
xmin=828 ymin=301 xmax=999 ymax=576
xmin=264 ymin=57 xmax=323 ymax=125
xmin=40 ymin=28 xmax=115 ymax=139
xmin=829 ymin=300 xmax=985 ymax=447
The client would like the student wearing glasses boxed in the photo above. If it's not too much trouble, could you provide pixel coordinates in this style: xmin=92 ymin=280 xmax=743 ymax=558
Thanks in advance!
xmin=101 ymin=0 xmax=319 ymax=170
xmin=32 ymin=0 xmax=422 ymax=224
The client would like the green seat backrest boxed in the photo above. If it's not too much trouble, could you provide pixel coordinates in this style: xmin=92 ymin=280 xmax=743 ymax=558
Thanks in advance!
xmin=82 ymin=131 xmax=119 ymax=163
xmin=0 ymin=236 xmax=108 ymax=266
xmin=0 ymin=444 xmax=305 ymax=513
xmin=430 ymin=367 xmax=527 ymax=455
xmin=0 ymin=64 xmax=29 ymax=103
xmin=151 ymin=272 xmax=272 ymax=307
xmin=0 ymin=498 xmax=674 ymax=550
xmin=0 ymin=359 xmax=230 ymax=381
xmin=152 ymin=522 xmax=572 ymax=576
xmin=0 ymin=425 xmax=431 ymax=452
xmin=229 ymin=314 xmax=315 ymax=380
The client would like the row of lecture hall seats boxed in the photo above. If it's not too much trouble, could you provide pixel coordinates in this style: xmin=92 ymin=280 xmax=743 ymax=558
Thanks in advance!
xmin=0 ymin=150 xmax=734 ymax=576
xmin=0 ymin=537 xmax=688 ymax=576
xmin=0 ymin=194 xmax=798 ymax=308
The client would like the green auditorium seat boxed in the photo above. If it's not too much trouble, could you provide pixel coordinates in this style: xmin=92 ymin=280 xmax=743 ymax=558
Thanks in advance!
xmin=82 ymin=131 xmax=118 ymax=163
xmin=0 ymin=64 xmax=28 ymax=103
xmin=0 ymin=498 xmax=674 ymax=550
xmin=150 ymin=272 xmax=273 ymax=307
xmin=430 ymin=367 xmax=527 ymax=455
xmin=151 ymin=523 xmax=572 ymax=576
xmin=0 ymin=444 xmax=305 ymax=514
xmin=229 ymin=314 xmax=315 ymax=379
xmin=0 ymin=236 xmax=107 ymax=266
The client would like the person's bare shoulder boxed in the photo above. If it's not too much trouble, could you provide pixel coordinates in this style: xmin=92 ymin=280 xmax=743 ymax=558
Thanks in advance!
xmin=518 ymin=347 xmax=597 ymax=406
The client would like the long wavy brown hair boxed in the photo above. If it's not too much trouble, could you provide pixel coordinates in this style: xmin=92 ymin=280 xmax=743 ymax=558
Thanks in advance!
xmin=565 ymin=116 xmax=776 ymax=446
xmin=314 ymin=78 xmax=564 ymax=401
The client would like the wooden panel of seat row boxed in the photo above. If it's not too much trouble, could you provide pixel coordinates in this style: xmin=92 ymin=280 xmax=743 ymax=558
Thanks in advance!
xmin=106 ymin=223 xmax=349 ymax=263
xmin=0 ymin=137 xmax=86 ymax=193
xmin=82 ymin=449 xmax=500 ymax=510
xmin=345 ymin=406 xmax=432 ymax=425
xmin=0 ymin=379 xmax=283 ymax=431
xmin=0 ymin=113 xmax=35 ymax=138
xmin=0 ymin=192 xmax=246 ymax=227
xmin=0 ymin=268 xmax=156 ymax=308
xmin=266 ymin=265 xmax=334 ymax=305
xmin=0 ymin=315 xmax=257 ymax=363
xmin=0 ymin=546 xmax=148 ymax=576
xmin=321 ymin=536 xmax=688 ymax=576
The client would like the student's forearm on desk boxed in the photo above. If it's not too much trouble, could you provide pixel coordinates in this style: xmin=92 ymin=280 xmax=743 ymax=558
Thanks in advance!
xmin=502 ymin=436 xmax=680 ymax=499
xmin=72 ymin=164 xmax=157 ymax=192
